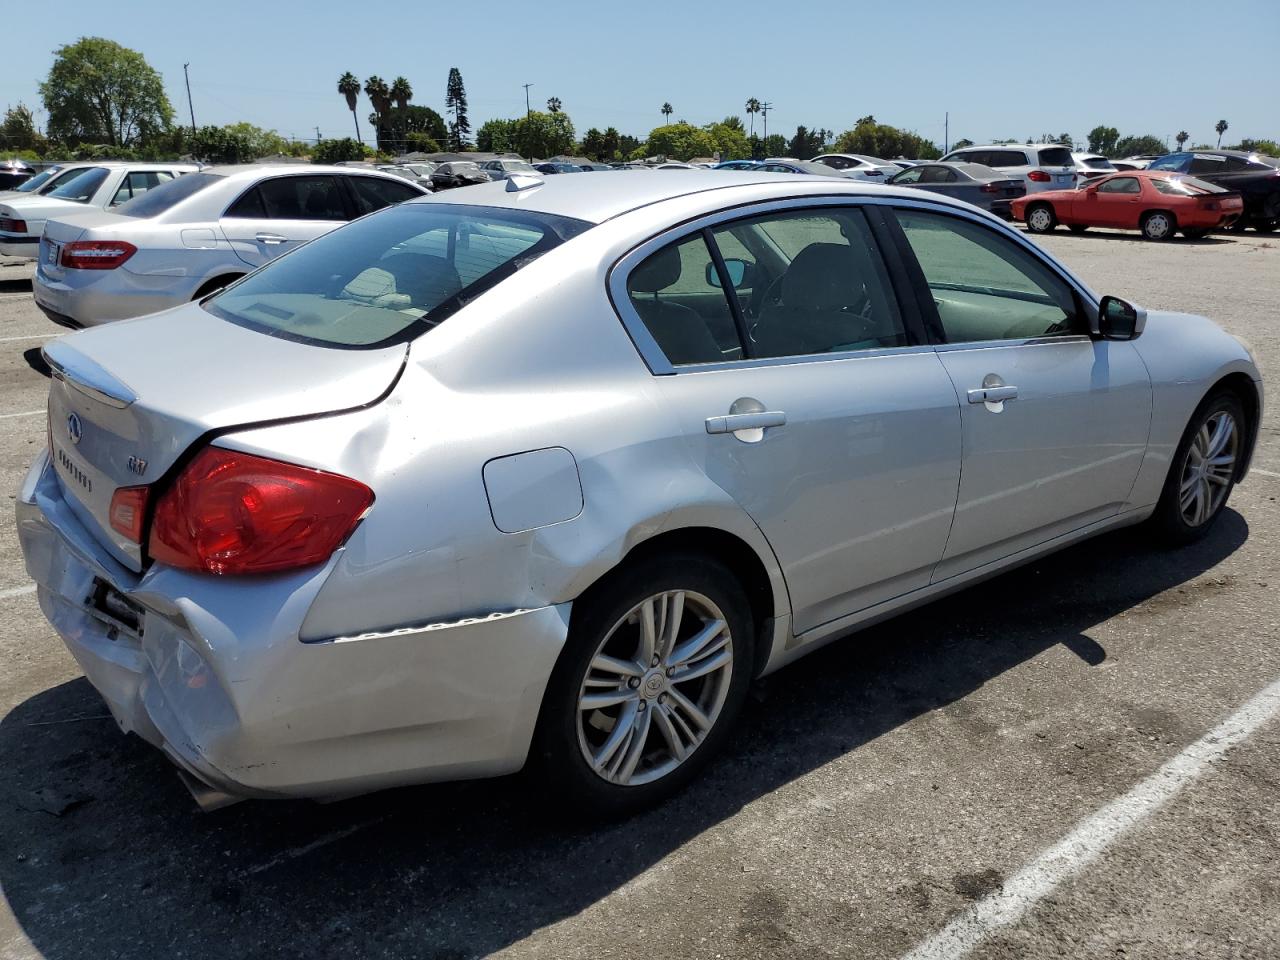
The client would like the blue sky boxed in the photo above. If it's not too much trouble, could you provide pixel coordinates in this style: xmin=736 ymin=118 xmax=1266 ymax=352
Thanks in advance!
xmin=9 ymin=0 xmax=1278 ymax=151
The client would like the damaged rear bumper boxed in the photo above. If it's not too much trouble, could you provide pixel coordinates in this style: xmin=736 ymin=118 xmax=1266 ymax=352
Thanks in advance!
xmin=16 ymin=449 xmax=570 ymax=804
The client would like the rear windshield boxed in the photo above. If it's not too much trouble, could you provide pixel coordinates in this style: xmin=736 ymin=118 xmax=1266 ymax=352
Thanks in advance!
xmin=13 ymin=168 xmax=59 ymax=193
xmin=46 ymin=167 xmax=109 ymax=202
xmin=1037 ymin=147 xmax=1073 ymax=167
xmin=1083 ymin=157 xmax=1114 ymax=169
xmin=205 ymin=202 xmax=591 ymax=349
xmin=1152 ymin=176 xmax=1227 ymax=196
xmin=115 ymin=172 xmax=224 ymax=218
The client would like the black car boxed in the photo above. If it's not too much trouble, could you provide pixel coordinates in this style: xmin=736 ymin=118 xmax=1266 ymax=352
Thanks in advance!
xmin=0 ymin=160 xmax=35 ymax=191
xmin=429 ymin=161 xmax=490 ymax=191
xmin=1148 ymin=151 xmax=1280 ymax=231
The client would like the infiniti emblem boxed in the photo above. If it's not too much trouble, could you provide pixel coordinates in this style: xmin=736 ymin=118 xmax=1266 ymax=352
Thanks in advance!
xmin=67 ymin=413 xmax=83 ymax=445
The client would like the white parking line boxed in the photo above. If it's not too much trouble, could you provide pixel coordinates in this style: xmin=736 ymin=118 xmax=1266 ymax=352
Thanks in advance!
xmin=0 ymin=410 xmax=44 ymax=420
xmin=0 ymin=333 xmax=57 ymax=342
xmin=0 ymin=294 xmax=33 ymax=302
xmin=897 ymin=675 xmax=1280 ymax=960
xmin=0 ymin=584 xmax=36 ymax=600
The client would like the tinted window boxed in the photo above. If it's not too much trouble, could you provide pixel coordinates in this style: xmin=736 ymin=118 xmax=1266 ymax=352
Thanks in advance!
xmin=206 ymin=203 xmax=589 ymax=348
xmin=349 ymin=176 xmax=422 ymax=215
xmin=1148 ymin=154 xmax=1190 ymax=172
xmin=1190 ymin=156 xmax=1227 ymax=175
xmin=816 ymin=156 xmax=853 ymax=169
xmin=988 ymin=150 xmax=1030 ymax=167
xmin=920 ymin=166 xmax=957 ymax=183
xmin=13 ymin=168 xmax=58 ymax=193
xmin=45 ymin=167 xmax=109 ymax=202
xmin=626 ymin=234 xmax=742 ymax=366
xmin=225 ymin=186 xmax=266 ymax=218
xmin=714 ymin=209 xmax=905 ymax=358
xmin=1037 ymin=147 xmax=1073 ymax=166
xmin=896 ymin=209 xmax=1077 ymax=342
xmin=109 ymin=170 xmax=173 ymax=207
xmin=116 ymin=172 xmax=224 ymax=218
xmin=257 ymin=175 xmax=346 ymax=220
xmin=1098 ymin=176 xmax=1141 ymax=194
xmin=1083 ymin=157 xmax=1114 ymax=169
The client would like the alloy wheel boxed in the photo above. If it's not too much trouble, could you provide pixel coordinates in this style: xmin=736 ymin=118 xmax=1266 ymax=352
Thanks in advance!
xmin=1028 ymin=207 xmax=1052 ymax=231
xmin=1145 ymin=213 xmax=1171 ymax=240
xmin=1179 ymin=410 xmax=1238 ymax=527
xmin=576 ymin=590 xmax=734 ymax=786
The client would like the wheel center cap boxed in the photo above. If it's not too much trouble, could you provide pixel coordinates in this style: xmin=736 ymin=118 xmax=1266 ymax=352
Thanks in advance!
xmin=641 ymin=671 xmax=666 ymax=699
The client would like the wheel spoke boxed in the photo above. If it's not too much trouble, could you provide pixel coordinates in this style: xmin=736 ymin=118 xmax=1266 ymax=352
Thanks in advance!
xmin=1180 ymin=481 xmax=1199 ymax=513
xmin=593 ymin=701 xmax=638 ymax=771
xmin=1196 ymin=480 xmax=1212 ymax=524
xmin=1206 ymin=415 xmax=1234 ymax=458
xmin=638 ymin=597 xmax=657 ymax=665
xmin=653 ymin=703 xmax=689 ymax=761
xmin=615 ymin=706 xmax=652 ymax=782
xmin=669 ymin=618 xmax=727 ymax=668
xmin=590 ymin=653 xmax=644 ymax=680
xmin=671 ymin=647 xmax=732 ymax=684
xmin=667 ymin=687 xmax=711 ymax=733
xmin=580 ymin=689 xmax=637 ymax=711
xmin=658 ymin=591 xmax=685 ymax=662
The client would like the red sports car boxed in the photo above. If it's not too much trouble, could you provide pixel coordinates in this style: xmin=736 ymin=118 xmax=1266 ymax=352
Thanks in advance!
xmin=1012 ymin=170 xmax=1244 ymax=241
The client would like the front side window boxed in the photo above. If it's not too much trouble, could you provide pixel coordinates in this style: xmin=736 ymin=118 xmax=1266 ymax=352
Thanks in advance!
xmin=896 ymin=209 xmax=1078 ymax=343
xmin=206 ymin=203 xmax=589 ymax=348
xmin=45 ymin=166 xmax=109 ymax=202
xmin=1098 ymin=176 xmax=1141 ymax=194
xmin=349 ymin=175 xmax=422 ymax=215
xmin=891 ymin=167 xmax=923 ymax=184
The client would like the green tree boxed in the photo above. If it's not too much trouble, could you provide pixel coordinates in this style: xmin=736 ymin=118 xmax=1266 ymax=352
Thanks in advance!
xmin=618 ymin=133 xmax=641 ymax=157
xmin=1176 ymin=130 xmax=1189 ymax=150
xmin=445 ymin=68 xmax=470 ymax=150
xmin=579 ymin=127 xmax=609 ymax=160
xmin=745 ymin=98 xmax=761 ymax=137
xmin=546 ymin=97 xmax=562 ymax=114
xmin=389 ymin=76 xmax=413 ymax=110
xmin=337 ymin=72 xmax=362 ymax=143
xmin=762 ymin=133 xmax=787 ymax=157
xmin=1232 ymin=138 xmax=1279 ymax=156
xmin=40 ymin=37 xmax=173 ymax=147
xmin=1086 ymin=125 xmax=1120 ymax=155
xmin=832 ymin=116 xmax=939 ymax=160
xmin=374 ymin=104 xmax=447 ymax=154
xmin=476 ymin=118 xmax=517 ymax=153
xmin=787 ymin=125 xmax=824 ymax=160
xmin=189 ymin=125 xmax=253 ymax=164
xmin=704 ymin=121 xmax=749 ymax=160
xmin=1114 ymin=134 xmax=1168 ymax=157
xmin=1215 ymin=119 xmax=1228 ymax=147
xmin=364 ymin=76 xmax=391 ymax=118
xmin=661 ymin=102 xmax=673 ymax=123
xmin=1 ymin=103 xmax=44 ymax=153
xmin=644 ymin=122 xmax=716 ymax=161
xmin=313 ymin=137 xmax=368 ymax=164
xmin=951 ymin=138 xmax=974 ymax=151
xmin=405 ymin=132 xmax=441 ymax=153
xmin=512 ymin=109 xmax=575 ymax=158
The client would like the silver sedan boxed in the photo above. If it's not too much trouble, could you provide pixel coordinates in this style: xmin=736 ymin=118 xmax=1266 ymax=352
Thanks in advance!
xmin=17 ymin=172 xmax=1263 ymax=815
xmin=33 ymin=164 xmax=428 ymax=326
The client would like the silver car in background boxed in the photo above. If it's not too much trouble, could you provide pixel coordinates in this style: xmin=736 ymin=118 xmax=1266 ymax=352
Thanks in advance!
xmin=33 ymin=164 xmax=428 ymax=326
xmin=938 ymin=143 xmax=1077 ymax=193
xmin=887 ymin=161 xmax=1026 ymax=218
xmin=17 ymin=172 xmax=1262 ymax=815
xmin=810 ymin=153 xmax=902 ymax=180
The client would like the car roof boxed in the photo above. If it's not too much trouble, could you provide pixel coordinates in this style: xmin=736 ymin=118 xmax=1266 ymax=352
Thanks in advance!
xmin=409 ymin=170 xmax=915 ymax=224
xmin=202 ymin=163 xmax=409 ymax=180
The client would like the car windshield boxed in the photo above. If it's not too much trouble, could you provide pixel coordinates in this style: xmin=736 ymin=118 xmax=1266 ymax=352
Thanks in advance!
xmin=45 ymin=166 xmax=109 ymax=202
xmin=205 ymin=202 xmax=591 ymax=349
xmin=13 ymin=168 xmax=60 ymax=193
xmin=446 ymin=163 xmax=479 ymax=173
xmin=114 ymin=172 xmax=223 ymax=218
xmin=1148 ymin=154 xmax=1189 ymax=171
xmin=1084 ymin=157 xmax=1114 ymax=169
xmin=1037 ymin=147 xmax=1073 ymax=166
xmin=505 ymin=162 xmax=537 ymax=172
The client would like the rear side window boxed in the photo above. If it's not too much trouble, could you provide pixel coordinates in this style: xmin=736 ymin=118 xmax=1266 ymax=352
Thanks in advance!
xmin=1190 ymin=156 xmax=1227 ymax=175
xmin=920 ymin=166 xmax=957 ymax=183
xmin=45 ymin=166 xmax=109 ymax=202
xmin=1098 ymin=177 xmax=1141 ymax=194
xmin=348 ymin=176 xmax=422 ymax=216
xmin=110 ymin=170 xmax=174 ymax=207
xmin=988 ymin=150 xmax=1029 ymax=167
xmin=260 ymin=176 xmax=347 ymax=220
xmin=1037 ymin=147 xmax=1073 ymax=166
xmin=116 ymin=172 xmax=225 ymax=218
xmin=206 ymin=203 xmax=589 ymax=348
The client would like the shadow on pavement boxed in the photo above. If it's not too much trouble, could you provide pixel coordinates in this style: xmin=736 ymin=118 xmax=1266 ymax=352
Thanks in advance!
xmin=1016 ymin=227 xmax=1237 ymax=246
xmin=0 ymin=511 xmax=1248 ymax=959
xmin=0 ymin=276 xmax=33 ymax=294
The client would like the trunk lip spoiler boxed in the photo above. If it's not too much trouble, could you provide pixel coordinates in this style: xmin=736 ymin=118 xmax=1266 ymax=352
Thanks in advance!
xmin=43 ymin=339 xmax=137 ymax=409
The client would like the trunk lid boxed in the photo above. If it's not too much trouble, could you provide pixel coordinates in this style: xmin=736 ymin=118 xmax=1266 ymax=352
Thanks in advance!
xmin=44 ymin=301 xmax=406 ymax=571
xmin=38 ymin=212 xmax=128 ymax=283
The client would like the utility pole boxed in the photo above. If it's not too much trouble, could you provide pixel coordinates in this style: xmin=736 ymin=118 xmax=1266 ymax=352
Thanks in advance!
xmin=522 ymin=83 xmax=533 ymax=119
xmin=315 ymin=126 xmax=322 ymax=143
xmin=761 ymin=102 xmax=772 ymax=145
xmin=944 ymin=111 xmax=949 ymax=154
xmin=183 ymin=63 xmax=196 ymax=136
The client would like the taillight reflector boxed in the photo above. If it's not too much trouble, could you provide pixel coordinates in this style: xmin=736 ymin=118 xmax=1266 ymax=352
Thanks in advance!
xmin=109 ymin=486 xmax=150 ymax=543
xmin=60 ymin=240 xmax=137 ymax=270
xmin=0 ymin=217 xmax=28 ymax=233
xmin=1028 ymin=170 xmax=1052 ymax=182
xmin=148 ymin=447 xmax=374 ymax=576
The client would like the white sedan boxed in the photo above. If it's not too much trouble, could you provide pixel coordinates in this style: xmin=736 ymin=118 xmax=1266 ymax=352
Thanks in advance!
xmin=0 ymin=162 xmax=198 ymax=259
xmin=34 ymin=164 xmax=428 ymax=327
xmin=810 ymin=153 xmax=901 ymax=181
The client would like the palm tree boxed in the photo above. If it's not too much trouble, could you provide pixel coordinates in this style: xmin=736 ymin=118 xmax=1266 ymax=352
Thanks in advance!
xmin=745 ymin=98 xmax=761 ymax=137
xmin=389 ymin=76 xmax=413 ymax=110
xmin=546 ymin=97 xmax=562 ymax=114
xmin=661 ymin=102 xmax=673 ymax=123
xmin=337 ymin=72 xmax=361 ymax=143
xmin=1215 ymin=119 xmax=1228 ymax=147
xmin=1176 ymin=130 xmax=1189 ymax=150
xmin=364 ymin=76 xmax=391 ymax=118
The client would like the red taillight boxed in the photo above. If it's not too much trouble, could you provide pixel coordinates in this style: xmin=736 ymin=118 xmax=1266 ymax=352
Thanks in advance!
xmin=0 ymin=217 xmax=27 ymax=233
xmin=1028 ymin=170 xmax=1052 ymax=183
xmin=864 ymin=169 xmax=883 ymax=177
xmin=109 ymin=486 xmax=150 ymax=543
xmin=60 ymin=240 xmax=137 ymax=270
xmin=148 ymin=447 xmax=374 ymax=576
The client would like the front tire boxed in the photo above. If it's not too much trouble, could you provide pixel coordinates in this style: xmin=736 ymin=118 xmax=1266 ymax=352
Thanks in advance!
xmin=1148 ymin=391 xmax=1246 ymax=545
xmin=1141 ymin=211 xmax=1176 ymax=241
xmin=1025 ymin=203 xmax=1057 ymax=234
xmin=533 ymin=553 xmax=754 ymax=817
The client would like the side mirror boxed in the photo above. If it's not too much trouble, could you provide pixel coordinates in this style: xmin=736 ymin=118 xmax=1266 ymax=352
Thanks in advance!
xmin=706 ymin=258 xmax=753 ymax=289
xmin=1096 ymin=295 xmax=1146 ymax=340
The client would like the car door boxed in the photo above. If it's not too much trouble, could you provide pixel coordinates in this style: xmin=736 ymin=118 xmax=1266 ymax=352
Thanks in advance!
xmin=1090 ymin=175 xmax=1144 ymax=227
xmin=890 ymin=206 xmax=1151 ymax=580
xmin=616 ymin=204 xmax=962 ymax=634
xmin=220 ymin=174 xmax=350 ymax=268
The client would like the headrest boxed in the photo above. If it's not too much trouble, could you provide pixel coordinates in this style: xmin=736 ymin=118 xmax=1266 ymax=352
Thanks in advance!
xmin=782 ymin=243 xmax=862 ymax=310
xmin=630 ymin=245 xmax=683 ymax=294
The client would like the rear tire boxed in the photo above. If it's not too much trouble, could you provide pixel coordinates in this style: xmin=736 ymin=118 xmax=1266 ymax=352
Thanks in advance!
xmin=1147 ymin=391 xmax=1246 ymax=545
xmin=1025 ymin=203 xmax=1057 ymax=234
xmin=1141 ymin=211 xmax=1176 ymax=241
xmin=1254 ymin=221 xmax=1277 ymax=234
xmin=532 ymin=552 xmax=754 ymax=818
xmin=191 ymin=275 xmax=243 ymax=300
xmin=1067 ymin=224 xmax=1090 ymax=234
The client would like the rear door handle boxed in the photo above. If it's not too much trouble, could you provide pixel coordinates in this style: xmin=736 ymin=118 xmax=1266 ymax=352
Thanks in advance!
xmin=967 ymin=385 xmax=1018 ymax=404
xmin=705 ymin=410 xmax=787 ymax=434
xmin=255 ymin=233 xmax=289 ymax=245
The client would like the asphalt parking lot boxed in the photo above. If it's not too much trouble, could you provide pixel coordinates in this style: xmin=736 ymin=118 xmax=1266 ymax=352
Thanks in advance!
xmin=1 ymin=227 xmax=1278 ymax=960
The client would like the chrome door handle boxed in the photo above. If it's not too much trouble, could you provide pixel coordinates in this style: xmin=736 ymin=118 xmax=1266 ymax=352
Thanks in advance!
xmin=255 ymin=233 xmax=289 ymax=245
xmin=967 ymin=385 xmax=1018 ymax=404
xmin=705 ymin=410 xmax=787 ymax=434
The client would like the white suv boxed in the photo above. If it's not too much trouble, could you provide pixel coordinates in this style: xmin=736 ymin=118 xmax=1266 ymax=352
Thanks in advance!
xmin=938 ymin=144 xmax=1077 ymax=193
